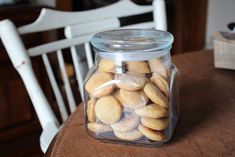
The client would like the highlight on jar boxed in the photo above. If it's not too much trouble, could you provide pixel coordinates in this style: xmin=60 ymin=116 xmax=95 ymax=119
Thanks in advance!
xmin=83 ymin=29 xmax=179 ymax=146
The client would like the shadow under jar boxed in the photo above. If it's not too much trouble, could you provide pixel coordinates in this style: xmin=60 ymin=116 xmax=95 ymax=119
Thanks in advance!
xmin=83 ymin=29 xmax=179 ymax=147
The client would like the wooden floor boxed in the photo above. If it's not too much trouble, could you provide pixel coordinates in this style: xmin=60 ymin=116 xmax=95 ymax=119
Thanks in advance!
xmin=4 ymin=145 xmax=43 ymax=157
xmin=0 ymin=133 xmax=43 ymax=157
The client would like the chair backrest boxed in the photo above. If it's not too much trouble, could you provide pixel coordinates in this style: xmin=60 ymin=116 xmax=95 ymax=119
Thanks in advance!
xmin=0 ymin=0 xmax=167 ymax=153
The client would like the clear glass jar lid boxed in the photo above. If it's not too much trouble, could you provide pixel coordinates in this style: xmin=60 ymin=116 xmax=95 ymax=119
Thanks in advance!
xmin=91 ymin=29 xmax=174 ymax=61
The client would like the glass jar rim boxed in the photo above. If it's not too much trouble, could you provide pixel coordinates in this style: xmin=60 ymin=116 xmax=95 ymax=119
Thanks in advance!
xmin=91 ymin=29 xmax=174 ymax=61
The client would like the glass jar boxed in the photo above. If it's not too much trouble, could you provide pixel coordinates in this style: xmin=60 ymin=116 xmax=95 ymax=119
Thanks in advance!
xmin=83 ymin=29 xmax=179 ymax=146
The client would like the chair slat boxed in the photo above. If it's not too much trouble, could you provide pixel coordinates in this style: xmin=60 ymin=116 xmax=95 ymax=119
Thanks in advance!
xmin=42 ymin=54 xmax=68 ymax=121
xmin=57 ymin=49 xmax=76 ymax=113
xmin=120 ymin=21 xmax=155 ymax=29
xmin=70 ymin=46 xmax=85 ymax=101
xmin=18 ymin=0 xmax=152 ymax=34
xmin=28 ymin=34 xmax=92 ymax=57
xmin=153 ymin=0 xmax=167 ymax=31
xmin=84 ymin=42 xmax=93 ymax=68
xmin=64 ymin=18 xmax=120 ymax=38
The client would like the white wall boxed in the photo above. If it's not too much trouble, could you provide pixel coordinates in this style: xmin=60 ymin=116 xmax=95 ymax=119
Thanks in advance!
xmin=206 ymin=0 xmax=235 ymax=48
xmin=30 ymin=0 xmax=56 ymax=7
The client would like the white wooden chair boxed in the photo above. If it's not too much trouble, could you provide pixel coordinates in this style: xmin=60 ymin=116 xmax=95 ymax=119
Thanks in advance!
xmin=0 ymin=0 xmax=167 ymax=153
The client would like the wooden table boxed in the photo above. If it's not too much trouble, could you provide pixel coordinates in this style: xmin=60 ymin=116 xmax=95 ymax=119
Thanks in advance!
xmin=46 ymin=50 xmax=235 ymax=157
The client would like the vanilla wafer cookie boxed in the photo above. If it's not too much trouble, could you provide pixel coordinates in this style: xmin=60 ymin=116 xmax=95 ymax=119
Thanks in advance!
xmin=150 ymin=73 xmax=170 ymax=97
xmin=85 ymin=71 xmax=115 ymax=97
xmin=138 ymin=124 xmax=166 ymax=141
xmin=95 ymin=96 xmax=122 ymax=124
xmin=114 ymin=128 xmax=143 ymax=141
xmin=120 ymin=89 xmax=148 ymax=109
xmin=98 ymin=59 xmax=116 ymax=73
xmin=115 ymin=73 xmax=146 ymax=91
xmin=141 ymin=117 xmax=169 ymax=131
xmin=143 ymin=83 xmax=168 ymax=108
xmin=87 ymin=99 xmax=96 ymax=122
xmin=127 ymin=61 xmax=150 ymax=74
xmin=111 ymin=111 xmax=140 ymax=132
xmin=135 ymin=104 xmax=168 ymax=118
xmin=148 ymin=58 xmax=169 ymax=79
xmin=87 ymin=122 xmax=112 ymax=133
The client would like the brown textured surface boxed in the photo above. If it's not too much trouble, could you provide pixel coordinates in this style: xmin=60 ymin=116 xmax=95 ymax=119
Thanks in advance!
xmin=46 ymin=50 xmax=235 ymax=157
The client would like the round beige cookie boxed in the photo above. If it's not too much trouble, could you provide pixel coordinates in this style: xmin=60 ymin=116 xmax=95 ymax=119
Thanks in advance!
xmin=114 ymin=128 xmax=143 ymax=141
xmin=138 ymin=124 xmax=166 ymax=141
xmin=98 ymin=59 xmax=116 ymax=73
xmin=127 ymin=61 xmax=150 ymax=74
xmin=113 ymin=90 xmax=143 ymax=112
xmin=143 ymin=83 xmax=168 ymax=108
xmin=112 ymin=89 xmax=126 ymax=106
xmin=87 ymin=122 xmax=113 ymax=133
xmin=95 ymin=96 xmax=122 ymax=124
xmin=111 ymin=111 xmax=140 ymax=132
xmin=135 ymin=104 xmax=168 ymax=118
xmin=148 ymin=58 xmax=169 ymax=79
xmin=141 ymin=117 xmax=169 ymax=130
xmin=115 ymin=73 xmax=146 ymax=91
xmin=120 ymin=89 xmax=148 ymax=109
xmin=150 ymin=73 xmax=170 ymax=97
xmin=87 ymin=99 xmax=96 ymax=122
xmin=85 ymin=71 xmax=115 ymax=97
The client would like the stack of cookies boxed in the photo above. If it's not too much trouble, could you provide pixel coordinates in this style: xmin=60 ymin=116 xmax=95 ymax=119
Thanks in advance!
xmin=85 ymin=58 xmax=170 ymax=142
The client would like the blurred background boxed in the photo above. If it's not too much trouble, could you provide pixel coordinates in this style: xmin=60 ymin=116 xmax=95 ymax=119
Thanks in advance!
xmin=0 ymin=0 xmax=234 ymax=156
